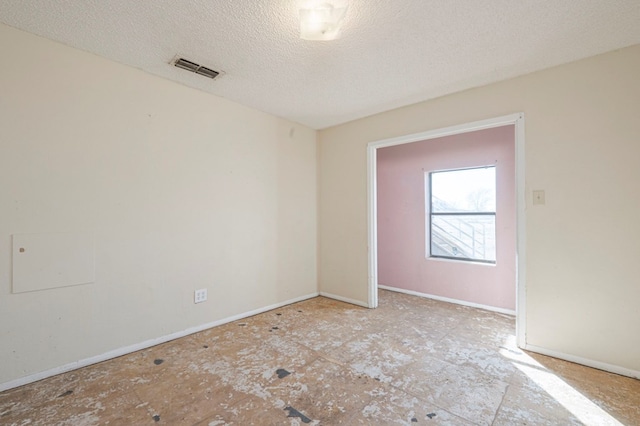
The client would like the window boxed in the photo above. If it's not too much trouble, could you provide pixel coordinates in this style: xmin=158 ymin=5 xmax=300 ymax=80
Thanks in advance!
xmin=428 ymin=166 xmax=496 ymax=263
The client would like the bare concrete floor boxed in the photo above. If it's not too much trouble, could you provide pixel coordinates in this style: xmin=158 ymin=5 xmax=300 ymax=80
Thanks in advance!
xmin=1 ymin=290 xmax=639 ymax=425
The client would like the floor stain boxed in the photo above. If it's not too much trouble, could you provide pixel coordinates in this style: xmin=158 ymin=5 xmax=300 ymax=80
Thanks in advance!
xmin=284 ymin=406 xmax=311 ymax=423
xmin=276 ymin=368 xmax=291 ymax=379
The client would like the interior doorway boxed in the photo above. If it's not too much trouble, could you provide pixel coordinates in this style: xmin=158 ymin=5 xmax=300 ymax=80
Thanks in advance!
xmin=366 ymin=114 xmax=527 ymax=347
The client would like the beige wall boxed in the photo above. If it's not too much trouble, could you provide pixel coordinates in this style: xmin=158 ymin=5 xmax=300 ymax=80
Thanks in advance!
xmin=0 ymin=24 xmax=317 ymax=385
xmin=319 ymin=45 xmax=640 ymax=372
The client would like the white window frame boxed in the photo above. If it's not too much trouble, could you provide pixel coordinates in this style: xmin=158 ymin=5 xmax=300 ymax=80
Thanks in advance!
xmin=426 ymin=166 xmax=497 ymax=264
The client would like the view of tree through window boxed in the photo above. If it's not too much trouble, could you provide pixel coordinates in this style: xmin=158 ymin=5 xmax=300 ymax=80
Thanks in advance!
xmin=428 ymin=166 xmax=496 ymax=263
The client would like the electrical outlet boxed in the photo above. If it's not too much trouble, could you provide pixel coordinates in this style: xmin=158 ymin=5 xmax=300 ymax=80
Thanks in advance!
xmin=194 ymin=288 xmax=207 ymax=304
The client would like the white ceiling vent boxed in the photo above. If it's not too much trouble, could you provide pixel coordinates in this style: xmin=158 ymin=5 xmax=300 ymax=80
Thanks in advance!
xmin=173 ymin=57 xmax=220 ymax=80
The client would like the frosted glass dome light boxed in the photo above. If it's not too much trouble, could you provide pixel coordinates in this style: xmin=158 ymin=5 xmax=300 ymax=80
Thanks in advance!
xmin=299 ymin=2 xmax=348 ymax=41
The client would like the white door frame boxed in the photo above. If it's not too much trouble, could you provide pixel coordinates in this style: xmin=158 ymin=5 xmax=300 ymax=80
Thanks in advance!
xmin=367 ymin=113 xmax=526 ymax=348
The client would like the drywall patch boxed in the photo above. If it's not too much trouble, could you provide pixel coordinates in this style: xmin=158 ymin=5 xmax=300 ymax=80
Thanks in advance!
xmin=12 ymin=232 xmax=95 ymax=293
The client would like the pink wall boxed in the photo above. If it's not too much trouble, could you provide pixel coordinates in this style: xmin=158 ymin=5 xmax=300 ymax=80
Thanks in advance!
xmin=377 ymin=125 xmax=516 ymax=311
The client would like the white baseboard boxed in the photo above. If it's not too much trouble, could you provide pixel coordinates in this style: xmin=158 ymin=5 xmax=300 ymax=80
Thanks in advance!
xmin=378 ymin=285 xmax=516 ymax=316
xmin=319 ymin=291 xmax=370 ymax=308
xmin=0 ymin=292 xmax=319 ymax=392
xmin=524 ymin=344 xmax=640 ymax=380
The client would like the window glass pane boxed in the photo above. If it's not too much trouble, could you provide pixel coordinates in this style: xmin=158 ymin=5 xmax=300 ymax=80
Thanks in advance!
xmin=431 ymin=215 xmax=496 ymax=262
xmin=431 ymin=167 xmax=496 ymax=213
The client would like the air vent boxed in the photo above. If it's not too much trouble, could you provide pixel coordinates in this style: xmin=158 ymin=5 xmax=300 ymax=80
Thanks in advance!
xmin=195 ymin=66 xmax=219 ymax=79
xmin=172 ymin=57 xmax=220 ymax=80
xmin=174 ymin=58 xmax=199 ymax=72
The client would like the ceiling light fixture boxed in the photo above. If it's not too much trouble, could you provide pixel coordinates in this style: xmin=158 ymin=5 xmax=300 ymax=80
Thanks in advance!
xmin=299 ymin=2 xmax=348 ymax=41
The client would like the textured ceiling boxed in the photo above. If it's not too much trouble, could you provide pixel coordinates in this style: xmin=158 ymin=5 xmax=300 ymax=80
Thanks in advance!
xmin=0 ymin=0 xmax=639 ymax=129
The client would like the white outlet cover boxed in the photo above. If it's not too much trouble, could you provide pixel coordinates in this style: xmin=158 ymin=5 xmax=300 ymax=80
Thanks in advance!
xmin=194 ymin=289 xmax=207 ymax=303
